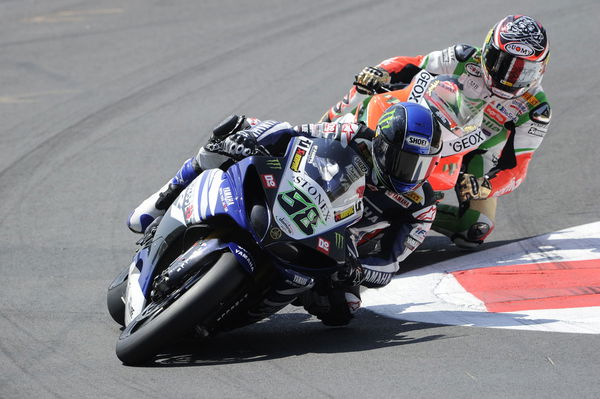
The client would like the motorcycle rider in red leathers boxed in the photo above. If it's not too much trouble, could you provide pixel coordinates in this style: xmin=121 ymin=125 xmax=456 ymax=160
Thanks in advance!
xmin=323 ymin=15 xmax=551 ymax=249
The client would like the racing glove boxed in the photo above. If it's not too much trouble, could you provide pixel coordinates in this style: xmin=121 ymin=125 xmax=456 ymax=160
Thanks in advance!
xmin=331 ymin=253 xmax=365 ymax=287
xmin=220 ymin=131 xmax=268 ymax=160
xmin=456 ymin=173 xmax=492 ymax=202
xmin=354 ymin=66 xmax=391 ymax=95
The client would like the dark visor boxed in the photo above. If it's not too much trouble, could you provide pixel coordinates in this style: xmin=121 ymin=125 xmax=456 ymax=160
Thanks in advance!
xmin=373 ymin=134 xmax=439 ymax=184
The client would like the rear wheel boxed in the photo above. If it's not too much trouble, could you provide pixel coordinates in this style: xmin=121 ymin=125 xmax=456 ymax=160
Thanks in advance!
xmin=115 ymin=252 xmax=246 ymax=365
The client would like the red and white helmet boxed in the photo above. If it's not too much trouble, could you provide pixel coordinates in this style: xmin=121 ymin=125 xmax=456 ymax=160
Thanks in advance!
xmin=481 ymin=15 xmax=549 ymax=99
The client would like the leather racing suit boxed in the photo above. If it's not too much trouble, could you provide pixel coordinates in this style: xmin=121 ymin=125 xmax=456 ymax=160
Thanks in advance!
xmin=323 ymin=44 xmax=551 ymax=248
xmin=128 ymin=118 xmax=438 ymax=325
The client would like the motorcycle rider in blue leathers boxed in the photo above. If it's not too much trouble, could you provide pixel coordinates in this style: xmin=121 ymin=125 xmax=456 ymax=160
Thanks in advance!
xmin=127 ymin=103 xmax=442 ymax=325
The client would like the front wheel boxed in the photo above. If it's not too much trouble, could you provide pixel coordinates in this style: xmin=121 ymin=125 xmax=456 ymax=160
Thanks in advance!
xmin=107 ymin=265 xmax=129 ymax=326
xmin=115 ymin=252 xmax=246 ymax=365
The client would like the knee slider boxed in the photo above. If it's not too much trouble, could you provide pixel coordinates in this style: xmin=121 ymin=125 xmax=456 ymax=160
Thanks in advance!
xmin=466 ymin=221 xmax=493 ymax=242
xmin=452 ymin=212 xmax=494 ymax=249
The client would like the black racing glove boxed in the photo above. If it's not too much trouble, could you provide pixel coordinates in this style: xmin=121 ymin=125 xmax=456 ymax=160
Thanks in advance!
xmin=331 ymin=251 xmax=364 ymax=287
xmin=220 ymin=131 xmax=268 ymax=160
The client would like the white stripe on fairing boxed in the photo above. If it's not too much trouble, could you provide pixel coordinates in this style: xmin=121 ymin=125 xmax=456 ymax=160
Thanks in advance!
xmin=208 ymin=170 xmax=222 ymax=215
xmin=199 ymin=170 xmax=211 ymax=219
xmin=363 ymin=221 xmax=600 ymax=334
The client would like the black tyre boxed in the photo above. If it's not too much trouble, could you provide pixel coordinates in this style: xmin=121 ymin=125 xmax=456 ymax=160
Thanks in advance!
xmin=107 ymin=266 xmax=129 ymax=326
xmin=115 ymin=252 xmax=246 ymax=365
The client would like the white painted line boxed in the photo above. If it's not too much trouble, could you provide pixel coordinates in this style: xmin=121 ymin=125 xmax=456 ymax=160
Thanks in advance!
xmin=363 ymin=221 xmax=600 ymax=334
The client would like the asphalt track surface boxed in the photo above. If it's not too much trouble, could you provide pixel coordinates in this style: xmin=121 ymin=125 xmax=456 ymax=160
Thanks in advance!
xmin=1 ymin=1 xmax=599 ymax=398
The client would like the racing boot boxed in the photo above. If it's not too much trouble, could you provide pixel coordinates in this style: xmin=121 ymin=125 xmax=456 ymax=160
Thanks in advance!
xmin=245 ymin=268 xmax=315 ymax=323
xmin=432 ymin=201 xmax=495 ymax=250
xmin=127 ymin=115 xmax=254 ymax=234
xmin=127 ymin=157 xmax=202 ymax=233
xmin=296 ymin=285 xmax=362 ymax=327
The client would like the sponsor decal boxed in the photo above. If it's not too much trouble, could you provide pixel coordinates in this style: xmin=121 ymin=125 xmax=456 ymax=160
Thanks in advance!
xmin=182 ymin=186 xmax=194 ymax=222
xmin=317 ymin=237 xmax=330 ymax=255
xmin=356 ymin=185 xmax=366 ymax=199
xmin=404 ymin=191 xmax=423 ymax=204
xmin=522 ymin=91 xmax=540 ymax=107
xmin=442 ymin=48 xmax=450 ymax=63
xmin=290 ymin=147 xmax=307 ymax=172
xmin=465 ymin=62 xmax=482 ymax=77
xmin=246 ymin=117 xmax=260 ymax=126
xmin=467 ymin=77 xmax=482 ymax=91
xmin=405 ymin=236 xmax=420 ymax=251
xmin=219 ymin=187 xmax=234 ymax=211
xmin=441 ymin=47 xmax=456 ymax=63
xmin=504 ymin=43 xmax=534 ymax=57
xmin=307 ymin=144 xmax=318 ymax=164
xmin=266 ymin=159 xmax=282 ymax=170
xmin=250 ymin=120 xmax=279 ymax=136
xmin=449 ymin=129 xmax=486 ymax=153
xmin=323 ymin=123 xmax=337 ymax=133
xmin=345 ymin=164 xmax=361 ymax=182
xmin=527 ymin=126 xmax=546 ymax=137
xmin=335 ymin=232 xmax=344 ymax=248
xmin=485 ymin=104 xmax=507 ymax=125
xmin=411 ymin=227 xmax=428 ymax=240
xmin=340 ymin=123 xmax=358 ymax=147
xmin=334 ymin=205 xmax=355 ymax=222
xmin=184 ymin=204 xmax=194 ymax=221
xmin=509 ymin=98 xmax=529 ymax=114
xmin=408 ymin=70 xmax=434 ymax=103
xmin=495 ymin=177 xmax=522 ymax=196
xmin=363 ymin=269 xmax=392 ymax=286
xmin=414 ymin=205 xmax=436 ymax=222
xmin=260 ymin=174 xmax=278 ymax=189
xmin=386 ymin=192 xmax=412 ymax=208
xmin=495 ymin=102 xmax=517 ymax=121
xmin=269 ymin=227 xmax=282 ymax=240
xmin=230 ymin=244 xmax=255 ymax=273
xmin=352 ymin=155 xmax=369 ymax=174
xmin=406 ymin=135 xmax=429 ymax=148
xmin=275 ymin=216 xmax=294 ymax=235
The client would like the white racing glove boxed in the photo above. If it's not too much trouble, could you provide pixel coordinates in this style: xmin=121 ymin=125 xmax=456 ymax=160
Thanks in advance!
xmin=354 ymin=66 xmax=391 ymax=95
xmin=456 ymin=173 xmax=492 ymax=202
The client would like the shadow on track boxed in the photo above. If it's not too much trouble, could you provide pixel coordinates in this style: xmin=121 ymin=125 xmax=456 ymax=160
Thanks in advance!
xmin=147 ymin=309 xmax=450 ymax=367
xmin=136 ymin=236 xmax=541 ymax=367
xmin=399 ymin=235 xmax=537 ymax=273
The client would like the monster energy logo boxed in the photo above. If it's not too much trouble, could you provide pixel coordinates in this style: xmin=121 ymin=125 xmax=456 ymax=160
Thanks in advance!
xmin=335 ymin=232 xmax=344 ymax=248
xmin=266 ymin=159 xmax=282 ymax=169
xmin=277 ymin=185 xmax=324 ymax=235
xmin=378 ymin=109 xmax=396 ymax=130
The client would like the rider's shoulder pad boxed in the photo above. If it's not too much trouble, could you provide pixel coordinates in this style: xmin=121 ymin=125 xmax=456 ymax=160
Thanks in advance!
xmin=530 ymin=102 xmax=551 ymax=125
xmin=454 ymin=44 xmax=477 ymax=62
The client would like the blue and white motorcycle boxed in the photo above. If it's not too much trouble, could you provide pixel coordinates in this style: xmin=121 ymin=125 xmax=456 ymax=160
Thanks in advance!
xmin=107 ymin=136 xmax=366 ymax=365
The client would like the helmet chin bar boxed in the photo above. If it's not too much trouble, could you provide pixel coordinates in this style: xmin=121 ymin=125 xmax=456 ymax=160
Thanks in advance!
xmin=482 ymin=68 xmax=528 ymax=100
